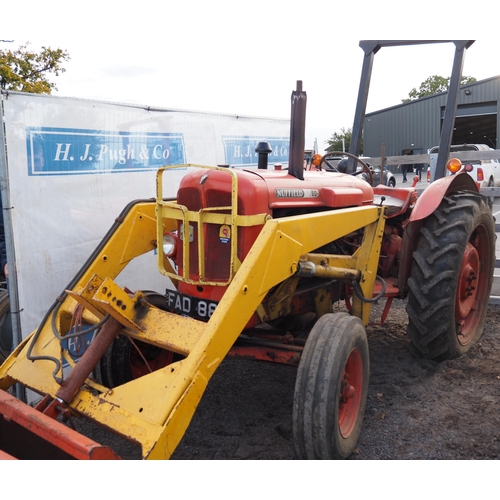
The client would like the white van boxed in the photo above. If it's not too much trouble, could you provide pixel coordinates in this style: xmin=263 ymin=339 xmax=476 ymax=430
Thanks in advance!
xmin=428 ymin=144 xmax=500 ymax=187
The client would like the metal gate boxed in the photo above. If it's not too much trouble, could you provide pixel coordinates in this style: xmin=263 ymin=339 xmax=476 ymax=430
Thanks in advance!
xmin=491 ymin=222 xmax=500 ymax=305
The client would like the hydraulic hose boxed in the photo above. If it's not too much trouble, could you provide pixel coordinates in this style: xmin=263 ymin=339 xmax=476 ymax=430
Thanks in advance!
xmin=352 ymin=275 xmax=387 ymax=303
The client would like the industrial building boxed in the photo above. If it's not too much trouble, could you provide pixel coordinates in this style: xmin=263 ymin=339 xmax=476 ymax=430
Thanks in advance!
xmin=363 ymin=76 xmax=500 ymax=162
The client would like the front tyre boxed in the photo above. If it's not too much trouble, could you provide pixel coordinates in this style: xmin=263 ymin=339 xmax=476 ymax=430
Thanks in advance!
xmin=293 ymin=312 xmax=369 ymax=459
xmin=94 ymin=292 xmax=181 ymax=387
xmin=406 ymin=191 xmax=495 ymax=360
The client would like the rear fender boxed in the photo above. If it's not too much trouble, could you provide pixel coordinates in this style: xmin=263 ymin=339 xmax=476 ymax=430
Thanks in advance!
xmin=398 ymin=172 xmax=480 ymax=296
xmin=408 ymin=171 xmax=479 ymax=223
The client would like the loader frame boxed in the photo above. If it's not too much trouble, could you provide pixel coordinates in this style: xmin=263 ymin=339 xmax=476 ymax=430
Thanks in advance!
xmin=0 ymin=164 xmax=385 ymax=459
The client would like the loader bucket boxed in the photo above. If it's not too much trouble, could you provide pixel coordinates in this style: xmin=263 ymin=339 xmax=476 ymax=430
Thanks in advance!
xmin=0 ymin=390 xmax=120 ymax=460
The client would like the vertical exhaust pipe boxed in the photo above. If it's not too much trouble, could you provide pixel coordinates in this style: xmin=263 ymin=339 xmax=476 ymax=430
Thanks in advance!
xmin=288 ymin=81 xmax=307 ymax=180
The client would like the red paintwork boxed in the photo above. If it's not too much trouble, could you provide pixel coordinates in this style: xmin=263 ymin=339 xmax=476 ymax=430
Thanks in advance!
xmin=174 ymin=168 xmax=373 ymax=307
xmin=338 ymin=348 xmax=364 ymax=438
xmin=227 ymin=345 xmax=301 ymax=366
xmin=408 ymin=171 xmax=479 ymax=224
xmin=0 ymin=390 xmax=120 ymax=460
xmin=128 ymin=340 xmax=176 ymax=379
xmin=455 ymin=224 xmax=493 ymax=346
xmin=255 ymin=170 xmax=374 ymax=208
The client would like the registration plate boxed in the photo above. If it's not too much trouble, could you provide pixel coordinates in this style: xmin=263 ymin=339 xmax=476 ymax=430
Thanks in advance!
xmin=165 ymin=289 xmax=218 ymax=321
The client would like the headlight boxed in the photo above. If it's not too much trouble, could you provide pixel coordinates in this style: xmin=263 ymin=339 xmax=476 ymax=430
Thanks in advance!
xmin=162 ymin=232 xmax=177 ymax=257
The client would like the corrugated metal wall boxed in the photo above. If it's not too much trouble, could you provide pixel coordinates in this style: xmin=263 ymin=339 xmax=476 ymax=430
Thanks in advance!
xmin=364 ymin=76 xmax=500 ymax=158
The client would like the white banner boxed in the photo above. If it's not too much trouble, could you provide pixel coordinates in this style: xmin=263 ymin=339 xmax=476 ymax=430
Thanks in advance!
xmin=2 ymin=92 xmax=289 ymax=337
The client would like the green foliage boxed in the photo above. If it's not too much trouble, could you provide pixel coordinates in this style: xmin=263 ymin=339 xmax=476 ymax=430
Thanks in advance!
xmin=0 ymin=42 xmax=70 ymax=94
xmin=402 ymin=75 xmax=477 ymax=102
xmin=326 ymin=127 xmax=359 ymax=153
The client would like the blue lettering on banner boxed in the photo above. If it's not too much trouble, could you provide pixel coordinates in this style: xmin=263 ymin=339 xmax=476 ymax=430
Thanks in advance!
xmin=60 ymin=326 xmax=97 ymax=368
xmin=222 ymin=136 xmax=289 ymax=166
xmin=26 ymin=127 xmax=186 ymax=176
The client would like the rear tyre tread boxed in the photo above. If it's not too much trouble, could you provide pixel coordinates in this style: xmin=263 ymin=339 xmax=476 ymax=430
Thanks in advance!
xmin=406 ymin=192 xmax=495 ymax=360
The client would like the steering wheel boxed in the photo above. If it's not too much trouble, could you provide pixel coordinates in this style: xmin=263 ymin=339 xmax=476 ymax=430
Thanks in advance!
xmin=317 ymin=151 xmax=373 ymax=186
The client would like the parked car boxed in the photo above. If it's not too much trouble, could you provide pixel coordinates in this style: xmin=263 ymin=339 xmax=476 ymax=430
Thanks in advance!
xmin=371 ymin=165 xmax=396 ymax=187
xmin=428 ymin=144 xmax=500 ymax=188
xmin=333 ymin=158 xmax=396 ymax=187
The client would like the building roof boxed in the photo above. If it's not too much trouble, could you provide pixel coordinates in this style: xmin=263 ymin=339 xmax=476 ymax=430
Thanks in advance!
xmin=366 ymin=75 xmax=500 ymax=117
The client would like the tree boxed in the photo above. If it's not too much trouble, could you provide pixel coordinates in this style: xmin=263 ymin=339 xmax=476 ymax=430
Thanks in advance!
xmin=402 ymin=75 xmax=477 ymax=102
xmin=0 ymin=42 xmax=70 ymax=94
xmin=326 ymin=127 xmax=361 ymax=153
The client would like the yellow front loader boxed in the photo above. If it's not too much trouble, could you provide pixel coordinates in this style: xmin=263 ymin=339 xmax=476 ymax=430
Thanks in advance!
xmin=0 ymin=159 xmax=387 ymax=459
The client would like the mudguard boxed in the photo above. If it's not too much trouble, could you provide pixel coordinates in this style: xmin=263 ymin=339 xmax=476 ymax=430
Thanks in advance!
xmin=398 ymin=171 xmax=481 ymax=296
xmin=408 ymin=171 xmax=479 ymax=223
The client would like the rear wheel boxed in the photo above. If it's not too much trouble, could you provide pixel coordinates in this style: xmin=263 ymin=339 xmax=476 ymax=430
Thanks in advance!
xmin=293 ymin=312 xmax=369 ymax=459
xmin=94 ymin=292 xmax=181 ymax=387
xmin=406 ymin=191 xmax=495 ymax=360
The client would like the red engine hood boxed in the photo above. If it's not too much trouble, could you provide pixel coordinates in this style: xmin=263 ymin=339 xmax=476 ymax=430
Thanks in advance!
xmin=243 ymin=169 xmax=374 ymax=209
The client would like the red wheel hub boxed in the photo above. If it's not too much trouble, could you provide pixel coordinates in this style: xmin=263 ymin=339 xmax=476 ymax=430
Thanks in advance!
xmin=338 ymin=348 xmax=363 ymax=438
xmin=455 ymin=225 xmax=491 ymax=346
xmin=456 ymin=242 xmax=479 ymax=320
xmin=129 ymin=341 xmax=175 ymax=379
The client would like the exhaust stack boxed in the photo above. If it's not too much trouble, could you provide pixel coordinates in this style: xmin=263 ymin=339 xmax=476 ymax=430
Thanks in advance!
xmin=288 ymin=81 xmax=307 ymax=180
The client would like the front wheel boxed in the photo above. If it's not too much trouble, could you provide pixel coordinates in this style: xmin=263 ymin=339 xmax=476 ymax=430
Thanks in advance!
xmin=293 ymin=312 xmax=369 ymax=459
xmin=406 ymin=191 xmax=495 ymax=360
xmin=94 ymin=292 xmax=181 ymax=387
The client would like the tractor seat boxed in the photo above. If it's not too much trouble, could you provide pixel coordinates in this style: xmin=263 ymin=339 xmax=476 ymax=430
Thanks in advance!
xmin=372 ymin=193 xmax=407 ymax=216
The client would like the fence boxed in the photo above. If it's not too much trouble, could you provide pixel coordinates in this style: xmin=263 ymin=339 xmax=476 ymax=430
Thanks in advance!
xmin=492 ymin=223 xmax=500 ymax=306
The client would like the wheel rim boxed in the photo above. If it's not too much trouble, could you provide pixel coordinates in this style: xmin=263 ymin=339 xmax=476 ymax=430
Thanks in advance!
xmin=128 ymin=340 xmax=175 ymax=380
xmin=455 ymin=224 xmax=492 ymax=345
xmin=338 ymin=347 xmax=364 ymax=438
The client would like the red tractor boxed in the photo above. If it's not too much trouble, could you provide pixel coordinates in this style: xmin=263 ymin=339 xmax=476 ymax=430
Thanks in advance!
xmin=0 ymin=40 xmax=494 ymax=460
